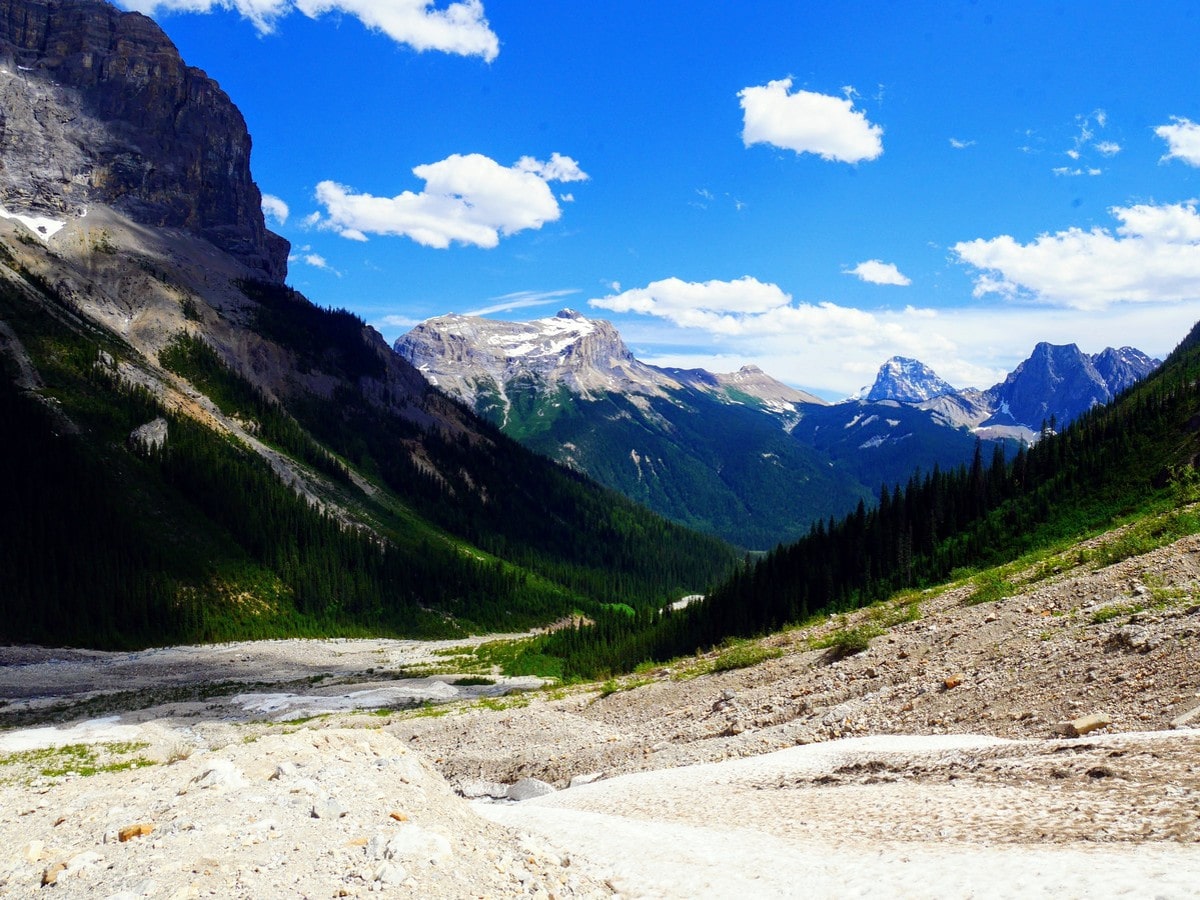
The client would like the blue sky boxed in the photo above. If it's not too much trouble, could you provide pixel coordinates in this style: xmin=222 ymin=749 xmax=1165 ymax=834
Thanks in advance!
xmin=119 ymin=1 xmax=1200 ymax=398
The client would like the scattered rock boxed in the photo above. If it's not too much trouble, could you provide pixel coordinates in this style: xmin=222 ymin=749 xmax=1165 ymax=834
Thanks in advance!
xmin=374 ymin=861 xmax=408 ymax=885
xmin=371 ymin=824 xmax=452 ymax=862
xmin=1111 ymin=625 xmax=1155 ymax=652
xmin=1056 ymin=713 xmax=1113 ymax=738
xmin=457 ymin=778 xmax=509 ymax=800
xmin=1170 ymin=704 xmax=1200 ymax=729
xmin=186 ymin=759 xmax=247 ymax=793
xmin=269 ymin=762 xmax=299 ymax=780
xmin=311 ymin=798 xmax=348 ymax=819
xmin=41 ymin=861 xmax=67 ymax=886
xmin=943 ymin=674 xmax=965 ymax=690
xmin=119 ymin=822 xmax=155 ymax=841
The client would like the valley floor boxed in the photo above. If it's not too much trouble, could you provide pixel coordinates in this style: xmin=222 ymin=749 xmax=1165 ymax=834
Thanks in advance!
xmin=1 ymin=531 xmax=1199 ymax=897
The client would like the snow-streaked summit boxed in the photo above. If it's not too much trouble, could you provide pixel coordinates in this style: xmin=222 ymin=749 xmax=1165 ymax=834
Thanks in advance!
xmin=395 ymin=309 xmax=827 ymax=419
xmin=859 ymin=356 xmax=956 ymax=403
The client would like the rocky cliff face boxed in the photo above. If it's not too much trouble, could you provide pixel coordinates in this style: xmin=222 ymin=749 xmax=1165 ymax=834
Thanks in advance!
xmin=397 ymin=309 xmax=827 ymax=418
xmin=1093 ymin=346 xmax=1161 ymax=396
xmin=0 ymin=0 xmax=287 ymax=281
xmin=396 ymin=309 xmax=682 ymax=410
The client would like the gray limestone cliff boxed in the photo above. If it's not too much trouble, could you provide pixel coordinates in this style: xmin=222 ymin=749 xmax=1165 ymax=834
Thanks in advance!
xmin=0 ymin=0 xmax=288 ymax=281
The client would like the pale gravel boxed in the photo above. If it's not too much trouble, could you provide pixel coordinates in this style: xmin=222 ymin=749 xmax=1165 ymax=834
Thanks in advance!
xmin=1 ymin=532 xmax=1199 ymax=897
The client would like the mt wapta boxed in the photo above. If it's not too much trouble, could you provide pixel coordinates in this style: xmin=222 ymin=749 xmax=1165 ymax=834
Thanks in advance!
xmin=0 ymin=0 xmax=733 ymax=650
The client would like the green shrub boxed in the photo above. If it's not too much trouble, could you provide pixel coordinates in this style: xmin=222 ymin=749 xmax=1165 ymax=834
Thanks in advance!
xmin=710 ymin=643 xmax=783 ymax=673
xmin=812 ymin=624 xmax=883 ymax=659
xmin=965 ymin=570 xmax=1015 ymax=606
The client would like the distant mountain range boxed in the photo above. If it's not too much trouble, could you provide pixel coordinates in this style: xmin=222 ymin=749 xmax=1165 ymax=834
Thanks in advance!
xmin=863 ymin=344 xmax=1161 ymax=443
xmin=398 ymin=310 xmax=868 ymax=550
xmin=397 ymin=310 xmax=1160 ymax=549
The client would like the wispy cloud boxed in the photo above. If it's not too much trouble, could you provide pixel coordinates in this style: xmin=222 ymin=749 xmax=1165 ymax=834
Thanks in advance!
xmin=117 ymin=0 xmax=500 ymax=61
xmin=287 ymin=244 xmax=341 ymax=275
xmin=1058 ymin=109 xmax=1119 ymax=174
xmin=738 ymin=78 xmax=883 ymax=163
xmin=949 ymin=137 xmax=975 ymax=150
xmin=376 ymin=313 xmax=423 ymax=331
xmin=310 ymin=152 xmax=588 ymax=248
xmin=954 ymin=201 xmax=1200 ymax=309
xmin=466 ymin=289 xmax=580 ymax=316
xmin=844 ymin=260 xmax=911 ymax=286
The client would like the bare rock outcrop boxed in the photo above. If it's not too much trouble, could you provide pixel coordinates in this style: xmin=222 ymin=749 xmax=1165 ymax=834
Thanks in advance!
xmin=0 ymin=0 xmax=288 ymax=281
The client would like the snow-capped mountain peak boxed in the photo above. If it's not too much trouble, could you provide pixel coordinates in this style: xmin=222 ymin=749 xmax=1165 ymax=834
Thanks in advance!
xmin=864 ymin=356 xmax=956 ymax=403
xmin=395 ymin=310 xmax=829 ymax=422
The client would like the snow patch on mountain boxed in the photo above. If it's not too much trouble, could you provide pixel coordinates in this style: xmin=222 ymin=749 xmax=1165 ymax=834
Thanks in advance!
xmin=395 ymin=310 xmax=827 ymax=419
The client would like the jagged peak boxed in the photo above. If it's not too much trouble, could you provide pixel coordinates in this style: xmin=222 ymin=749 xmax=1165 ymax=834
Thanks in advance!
xmin=865 ymin=355 xmax=955 ymax=403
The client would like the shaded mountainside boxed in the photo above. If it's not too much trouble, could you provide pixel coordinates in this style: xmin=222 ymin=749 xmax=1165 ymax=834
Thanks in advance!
xmin=985 ymin=342 xmax=1160 ymax=431
xmin=0 ymin=0 xmax=735 ymax=649
xmin=865 ymin=344 xmax=1162 ymax=440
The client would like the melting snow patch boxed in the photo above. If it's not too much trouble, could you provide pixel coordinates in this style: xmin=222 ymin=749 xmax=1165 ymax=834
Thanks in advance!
xmin=0 ymin=205 xmax=66 ymax=241
xmin=0 ymin=717 xmax=146 ymax=753
xmin=233 ymin=681 xmax=460 ymax=720
xmin=859 ymin=435 xmax=887 ymax=450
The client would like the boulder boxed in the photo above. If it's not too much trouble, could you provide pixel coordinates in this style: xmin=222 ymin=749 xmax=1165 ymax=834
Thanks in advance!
xmin=507 ymin=777 xmax=557 ymax=801
xmin=1055 ymin=713 xmax=1113 ymax=738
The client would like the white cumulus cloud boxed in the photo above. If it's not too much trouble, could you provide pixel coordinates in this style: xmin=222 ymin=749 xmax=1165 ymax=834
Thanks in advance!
xmin=738 ymin=79 xmax=883 ymax=163
xmin=845 ymin=260 xmax=911 ymax=286
xmin=590 ymin=276 xmax=795 ymax=334
xmin=574 ymin=269 xmax=1192 ymax=396
xmin=312 ymin=152 xmax=588 ymax=249
xmin=117 ymin=0 xmax=499 ymax=60
xmin=261 ymin=193 xmax=289 ymax=225
xmin=954 ymin=201 xmax=1200 ymax=309
xmin=1156 ymin=117 xmax=1200 ymax=166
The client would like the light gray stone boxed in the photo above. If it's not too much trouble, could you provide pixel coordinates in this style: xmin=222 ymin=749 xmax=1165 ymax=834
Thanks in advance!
xmin=508 ymin=777 xmax=557 ymax=801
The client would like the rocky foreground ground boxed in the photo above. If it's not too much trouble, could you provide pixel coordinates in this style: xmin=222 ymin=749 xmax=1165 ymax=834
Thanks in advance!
xmin=1 ymin=529 xmax=1198 ymax=897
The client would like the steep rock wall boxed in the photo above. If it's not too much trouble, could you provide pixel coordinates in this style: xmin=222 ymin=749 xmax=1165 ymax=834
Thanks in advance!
xmin=0 ymin=0 xmax=288 ymax=281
